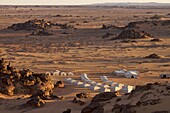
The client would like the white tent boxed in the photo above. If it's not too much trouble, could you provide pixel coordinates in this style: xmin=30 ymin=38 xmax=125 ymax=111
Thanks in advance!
xmin=68 ymin=72 xmax=74 ymax=76
xmin=90 ymin=86 xmax=100 ymax=91
xmin=84 ymin=80 xmax=92 ymax=84
xmin=121 ymin=85 xmax=134 ymax=93
xmin=114 ymin=69 xmax=127 ymax=76
xmin=60 ymin=72 xmax=67 ymax=76
xmin=100 ymin=76 xmax=113 ymax=85
xmin=100 ymin=76 xmax=109 ymax=82
xmin=110 ymin=82 xmax=118 ymax=86
xmin=114 ymin=83 xmax=124 ymax=88
xmin=89 ymin=81 xmax=97 ymax=85
xmin=69 ymin=80 xmax=77 ymax=84
xmin=64 ymin=78 xmax=72 ymax=82
xmin=80 ymin=83 xmax=91 ymax=88
xmin=124 ymin=71 xmax=138 ymax=79
xmin=110 ymin=86 xmax=121 ymax=92
xmin=100 ymin=88 xmax=111 ymax=93
xmin=94 ymin=82 xmax=103 ymax=86
xmin=53 ymin=70 xmax=60 ymax=76
xmin=80 ymin=73 xmax=90 ymax=82
xmin=74 ymin=81 xmax=83 ymax=86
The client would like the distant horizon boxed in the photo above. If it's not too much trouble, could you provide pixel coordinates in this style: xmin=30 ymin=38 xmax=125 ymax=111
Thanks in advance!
xmin=0 ymin=0 xmax=170 ymax=5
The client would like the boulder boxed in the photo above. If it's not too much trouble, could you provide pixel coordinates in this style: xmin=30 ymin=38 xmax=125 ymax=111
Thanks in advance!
xmin=113 ymin=28 xmax=152 ymax=40
xmin=145 ymin=53 xmax=161 ymax=59
xmin=63 ymin=109 xmax=72 ymax=113
xmin=76 ymin=93 xmax=90 ymax=99
xmin=151 ymin=38 xmax=162 ymax=42
xmin=55 ymin=81 xmax=65 ymax=88
xmin=81 ymin=102 xmax=104 ymax=113
xmin=25 ymin=96 xmax=45 ymax=108
xmin=112 ymin=104 xmax=136 ymax=113
xmin=8 ymin=19 xmax=52 ymax=31
xmin=72 ymin=97 xmax=85 ymax=106
xmin=92 ymin=92 xmax=117 ymax=102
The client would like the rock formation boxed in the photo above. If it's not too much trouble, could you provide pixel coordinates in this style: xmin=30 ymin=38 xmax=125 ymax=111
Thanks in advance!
xmin=25 ymin=95 xmax=46 ymax=108
xmin=101 ymin=24 xmax=124 ymax=29
xmin=76 ymin=93 xmax=90 ymax=99
xmin=8 ymin=19 xmax=52 ymax=31
xmin=55 ymin=81 xmax=65 ymax=88
xmin=7 ymin=19 xmax=74 ymax=31
xmin=0 ymin=58 xmax=55 ymax=107
xmin=81 ymin=92 xmax=117 ymax=113
xmin=113 ymin=28 xmax=152 ymax=40
xmin=145 ymin=53 xmax=162 ymax=59
xmin=82 ymin=83 xmax=170 ymax=113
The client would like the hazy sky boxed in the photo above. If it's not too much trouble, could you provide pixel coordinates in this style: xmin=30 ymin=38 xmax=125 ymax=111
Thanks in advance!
xmin=0 ymin=0 xmax=169 ymax=5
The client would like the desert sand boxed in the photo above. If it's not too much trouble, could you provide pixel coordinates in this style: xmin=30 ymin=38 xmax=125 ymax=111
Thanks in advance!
xmin=0 ymin=5 xmax=170 ymax=113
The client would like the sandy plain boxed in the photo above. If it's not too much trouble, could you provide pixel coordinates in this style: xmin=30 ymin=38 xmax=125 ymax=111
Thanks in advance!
xmin=0 ymin=5 xmax=170 ymax=113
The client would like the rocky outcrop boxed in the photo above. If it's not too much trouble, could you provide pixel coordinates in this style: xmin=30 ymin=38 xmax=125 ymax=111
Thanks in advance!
xmin=72 ymin=97 xmax=86 ymax=106
xmin=127 ymin=20 xmax=170 ymax=28
xmin=82 ymin=83 xmax=170 ymax=113
xmin=101 ymin=24 xmax=124 ymax=30
xmin=112 ymin=104 xmax=136 ymax=113
xmin=7 ymin=19 xmax=74 ymax=31
xmin=0 ymin=58 xmax=54 ymax=97
xmin=81 ymin=92 xmax=117 ymax=113
xmin=151 ymin=38 xmax=162 ymax=42
xmin=76 ymin=93 xmax=90 ymax=99
xmin=25 ymin=95 xmax=46 ymax=108
xmin=81 ymin=102 xmax=104 ymax=113
xmin=63 ymin=109 xmax=72 ymax=113
xmin=145 ymin=53 xmax=162 ymax=59
xmin=112 ymin=28 xmax=152 ymax=40
xmin=92 ymin=92 xmax=117 ymax=102
xmin=55 ymin=81 xmax=65 ymax=88
xmin=8 ymin=19 xmax=52 ymax=31
xmin=0 ymin=58 xmax=57 ymax=108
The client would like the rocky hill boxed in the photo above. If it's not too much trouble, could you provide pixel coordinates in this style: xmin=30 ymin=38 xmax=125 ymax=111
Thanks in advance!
xmin=82 ymin=82 xmax=170 ymax=113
